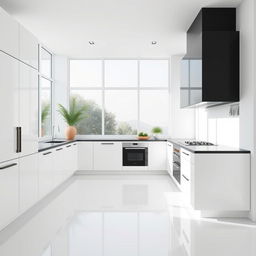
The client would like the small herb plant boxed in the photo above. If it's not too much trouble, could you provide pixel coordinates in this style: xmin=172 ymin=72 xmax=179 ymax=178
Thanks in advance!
xmin=152 ymin=127 xmax=162 ymax=134
xmin=58 ymin=97 xmax=87 ymax=126
xmin=138 ymin=132 xmax=148 ymax=137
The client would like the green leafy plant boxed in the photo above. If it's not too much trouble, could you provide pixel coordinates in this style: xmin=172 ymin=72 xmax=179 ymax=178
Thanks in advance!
xmin=58 ymin=97 xmax=87 ymax=126
xmin=138 ymin=132 xmax=148 ymax=137
xmin=41 ymin=103 xmax=50 ymax=124
xmin=152 ymin=127 xmax=162 ymax=134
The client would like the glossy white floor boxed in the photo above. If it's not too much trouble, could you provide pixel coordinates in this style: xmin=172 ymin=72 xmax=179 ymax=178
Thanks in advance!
xmin=0 ymin=174 xmax=255 ymax=256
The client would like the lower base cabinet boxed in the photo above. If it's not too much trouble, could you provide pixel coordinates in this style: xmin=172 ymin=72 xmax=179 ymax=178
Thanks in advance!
xmin=19 ymin=153 xmax=38 ymax=213
xmin=93 ymin=142 xmax=122 ymax=171
xmin=0 ymin=159 xmax=19 ymax=230
xmin=38 ymin=150 xmax=54 ymax=199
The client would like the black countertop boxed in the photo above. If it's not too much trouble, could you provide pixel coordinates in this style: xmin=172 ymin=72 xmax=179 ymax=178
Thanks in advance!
xmin=167 ymin=138 xmax=250 ymax=154
xmin=38 ymin=138 xmax=167 ymax=152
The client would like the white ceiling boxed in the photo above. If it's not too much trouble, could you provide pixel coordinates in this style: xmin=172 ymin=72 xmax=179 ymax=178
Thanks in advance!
xmin=0 ymin=0 xmax=242 ymax=58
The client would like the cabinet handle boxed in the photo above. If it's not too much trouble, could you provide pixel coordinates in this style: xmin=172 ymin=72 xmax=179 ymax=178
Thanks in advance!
xmin=16 ymin=127 xmax=22 ymax=153
xmin=0 ymin=163 xmax=17 ymax=170
xmin=56 ymin=148 xmax=63 ymax=151
xmin=182 ymin=174 xmax=189 ymax=181
xmin=101 ymin=143 xmax=114 ymax=145
xmin=73 ymin=143 xmax=77 ymax=146
xmin=182 ymin=152 xmax=189 ymax=156
xmin=43 ymin=151 xmax=52 ymax=155
xmin=66 ymin=145 xmax=71 ymax=148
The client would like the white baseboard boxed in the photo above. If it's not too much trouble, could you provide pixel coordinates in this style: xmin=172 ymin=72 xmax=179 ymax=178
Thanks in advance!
xmin=75 ymin=170 xmax=168 ymax=175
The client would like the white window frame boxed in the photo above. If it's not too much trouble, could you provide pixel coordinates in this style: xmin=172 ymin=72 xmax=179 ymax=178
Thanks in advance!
xmin=39 ymin=45 xmax=54 ymax=140
xmin=69 ymin=58 xmax=171 ymax=139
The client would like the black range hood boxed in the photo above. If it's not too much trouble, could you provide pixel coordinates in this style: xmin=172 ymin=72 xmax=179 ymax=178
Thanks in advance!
xmin=180 ymin=8 xmax=239 ymax=108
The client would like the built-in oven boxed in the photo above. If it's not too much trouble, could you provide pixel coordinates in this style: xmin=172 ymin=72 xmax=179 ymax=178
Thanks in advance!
xmin=173 ymin=145 xmax=181 ymax=184
xmin=122 ymin=143 xmax=148 ymax=166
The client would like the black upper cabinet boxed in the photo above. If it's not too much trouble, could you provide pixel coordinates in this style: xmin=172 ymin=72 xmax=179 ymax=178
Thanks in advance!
xmin=181 ymin=8 xmax=239 ymax=108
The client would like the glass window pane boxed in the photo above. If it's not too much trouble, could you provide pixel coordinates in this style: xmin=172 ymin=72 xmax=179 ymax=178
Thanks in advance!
xmin=181 ymin=59 xmax=189 ymax=87
xmin=190 ymin=59 xmax=202 ymax=87
xmin=70 ymin=60 xmax=102 ymax=87
xmin=104 ymin=90 xmax=138 ymax=135
xmin=41 ymin=78 xmax=52 ymax=137
xmin=70 ymin=90 xmax=102 ymax=134
xmin=180 ymin=88 xmax=189 ymax=108
xmin=140 ymin=60 xmax=169 ymax=87
xmin=105 ymin=60 xmax=138 ymax=87
xmin=140 ymin=90 xmax=169 ymax=135
xmin=41 ymin=48 xmax=52 ymax=78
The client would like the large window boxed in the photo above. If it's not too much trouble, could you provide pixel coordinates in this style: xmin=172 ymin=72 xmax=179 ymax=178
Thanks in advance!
xmin=40 ymin=47 xmax=53 ymax=137
xmin=70 ymin=59 xmax=170 ymax=136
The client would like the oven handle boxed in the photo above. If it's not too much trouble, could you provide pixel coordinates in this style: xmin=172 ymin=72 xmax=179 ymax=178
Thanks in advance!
xmin=123 ymin=147 xmax=147 ymax=150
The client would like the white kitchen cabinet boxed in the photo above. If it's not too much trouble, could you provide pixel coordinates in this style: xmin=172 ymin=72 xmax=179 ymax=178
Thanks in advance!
xmin=64 ymin=143 xmax=77 ymax=176
xmin=19 ymin=25 xmax=38 ymax=69
xmin=53 ymin=146 xmax=66 ymax=187
xmin=19 ymin=153 xmax=39 ymax=213
xmin=167 ymin=142 xmax=173 ymax=176
xmin=93 ymin=142 xmax=122 ymax=171
xmin=0 ymin=159 xmax=19 ymax=230
xmin=38 ymin=150 xmax=54 ymax=198
xmin=77 ymin=142 xmax=94 ymax=170
xmin=0 ymin=51 xmax=19 ymax=163
xmin=148 ymin=142 xmax=167 ymax=170
xmin=0 ymin=7 xmax=19 ymax=58
xmin=19 ymin=63 xmax=39 ymax=157
xmin=180 ymin=148 xmax=192 ymax=205
xmin=192 ymin=153 xmax=250 ymax=212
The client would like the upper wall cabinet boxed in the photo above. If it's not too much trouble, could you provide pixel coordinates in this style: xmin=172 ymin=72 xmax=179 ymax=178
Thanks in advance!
xmin=180 ymin=8 xmax=239 ymax=108
xmin=0 ymin=7 xmax=19 ymax=58
xmin=19 ymin=25 xmax=39 ymax=70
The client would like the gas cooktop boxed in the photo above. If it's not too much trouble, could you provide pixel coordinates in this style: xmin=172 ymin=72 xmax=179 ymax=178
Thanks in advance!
xmin=183 ymin=140 xmax=215 ymax=146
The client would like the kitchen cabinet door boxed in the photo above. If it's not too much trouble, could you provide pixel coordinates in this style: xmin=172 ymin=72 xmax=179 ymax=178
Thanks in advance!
xmin=64 ymin=144 xmax=74 ymax=177
xmin=77 ymin=142 xmax=93 ymax=170
xmin=53 ymin=147 xmax=66 ymax=187
xmin=167 ymin=142 xmax=173 ymax=176
xmin=0 ymin=7 xmax=19 ymax=58
xmin=19 ymin=63 xmax=39 ymax=157
xmin=19 ymin=153 xmax=39 ymax=213
xmin=93 ymin=142 xmax=122 ymax=171
xmin=38 ymin=151 xmax=54 ymax=198
xmin=0 ymin=51 xmax=19 ymax=163
xmin=148 ymin=142 xmax=167 ymax=170
xmin=19 ymin=25 xmax=38 ymax=69
xmin=0 ymin=159 xmax=19 ymax=230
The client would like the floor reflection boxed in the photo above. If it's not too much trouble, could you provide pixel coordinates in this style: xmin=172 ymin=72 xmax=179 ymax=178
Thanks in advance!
xmin=0 ymin=175 xmax=255 ymax=256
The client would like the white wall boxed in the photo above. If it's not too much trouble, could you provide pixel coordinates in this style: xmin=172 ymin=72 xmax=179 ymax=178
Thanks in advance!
xmin=170 ymin=56 xmax=195 ymax=139
xmin=53 ymin=55 xmax=69 ymax=138
xmin=236 ymin=0 xmax=256 ymax=221
xmin=195 ymin=105 xmax=240 ymax=147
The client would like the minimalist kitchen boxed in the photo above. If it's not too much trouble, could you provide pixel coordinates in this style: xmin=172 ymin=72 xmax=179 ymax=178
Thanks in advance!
xmin=0 ymin=0 xmax=256 ymax=256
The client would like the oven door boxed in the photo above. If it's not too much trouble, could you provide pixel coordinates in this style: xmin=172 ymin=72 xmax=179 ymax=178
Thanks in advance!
xmin=123 ymin=147 xmax=148 ymax=166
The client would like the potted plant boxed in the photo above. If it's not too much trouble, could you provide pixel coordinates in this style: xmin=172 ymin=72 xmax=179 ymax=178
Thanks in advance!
xmin=41 ymin=103 xmax=50 ymax=137
xmin=58 ymin=97 xmax=87 ymax=140
xmin=152 ymin=127 xmax=162 ymax=139
xmin=138 ymin=132 xmax=150 ymax=140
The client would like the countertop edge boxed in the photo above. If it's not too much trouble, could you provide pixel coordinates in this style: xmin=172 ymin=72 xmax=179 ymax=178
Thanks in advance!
xmin=167 ymin=139 xmax=251 ymax=154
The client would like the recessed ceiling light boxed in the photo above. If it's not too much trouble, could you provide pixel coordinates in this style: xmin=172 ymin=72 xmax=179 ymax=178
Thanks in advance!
xmin=89 ymin=41 xmax=95 ymax=45
xmin=151 ymin=41 xmax=157 ymax=45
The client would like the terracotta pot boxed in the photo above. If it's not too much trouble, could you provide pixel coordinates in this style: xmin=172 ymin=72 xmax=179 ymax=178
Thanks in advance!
xmin=65 ymin=126 xmax=77 ymax=140
xmin=138 ymin=136 xmax=150 ymax=140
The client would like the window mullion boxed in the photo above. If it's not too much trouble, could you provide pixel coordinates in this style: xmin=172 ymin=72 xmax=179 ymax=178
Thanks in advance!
xmin=102 ymin=60 xmax=105 ymax=135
